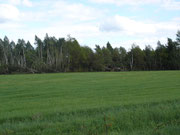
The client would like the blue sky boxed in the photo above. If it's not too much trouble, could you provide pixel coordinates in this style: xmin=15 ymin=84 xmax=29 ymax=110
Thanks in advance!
xmin=0 ymin=0 xmax=179 ymax=49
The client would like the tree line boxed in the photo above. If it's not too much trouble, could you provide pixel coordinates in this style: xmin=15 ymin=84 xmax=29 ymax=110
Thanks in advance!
xmin=0 ymin=31 xmax=180 ymax=74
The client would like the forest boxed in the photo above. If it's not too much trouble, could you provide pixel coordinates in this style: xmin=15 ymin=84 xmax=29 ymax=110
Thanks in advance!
xmin=0 ymin=31 xmax=180 ymax=74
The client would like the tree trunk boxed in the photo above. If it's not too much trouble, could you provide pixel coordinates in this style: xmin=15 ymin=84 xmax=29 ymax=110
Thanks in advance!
xmin=130 ymin=53 xmax=133 ymax=70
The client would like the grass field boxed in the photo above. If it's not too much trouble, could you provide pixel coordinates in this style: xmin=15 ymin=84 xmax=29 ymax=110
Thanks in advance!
xmin=0 ymin=71 xmax=180 ymax=135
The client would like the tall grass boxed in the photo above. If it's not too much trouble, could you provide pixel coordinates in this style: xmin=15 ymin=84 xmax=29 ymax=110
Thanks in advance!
xmin=0 ymin=100 xmax=179 ymax=135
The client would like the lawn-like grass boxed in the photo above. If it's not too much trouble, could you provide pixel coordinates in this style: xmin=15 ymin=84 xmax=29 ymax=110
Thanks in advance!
xmin=0 ymin=71 xmax=180 ymax=135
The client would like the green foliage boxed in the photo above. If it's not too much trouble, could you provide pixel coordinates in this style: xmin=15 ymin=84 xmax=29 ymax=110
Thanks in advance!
xmin=102 ymin=47 xmax=112 ymax=67
xmin=144 ymin=45 xmax=155 ymax=70
xmin=0 ymin=30 xmax=180 ymax=74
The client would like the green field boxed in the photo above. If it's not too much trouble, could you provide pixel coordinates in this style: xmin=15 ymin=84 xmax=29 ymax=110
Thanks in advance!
xmin=0 ymin=71 xmax=180 ymax=135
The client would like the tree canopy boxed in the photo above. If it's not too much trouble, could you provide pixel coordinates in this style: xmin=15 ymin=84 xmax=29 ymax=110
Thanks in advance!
xmin=0 ymin=31 xmax=180 ymax=74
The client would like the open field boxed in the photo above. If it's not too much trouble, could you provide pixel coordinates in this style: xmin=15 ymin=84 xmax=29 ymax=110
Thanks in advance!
xmin=0 ymin=71 xmax=180 ymax=135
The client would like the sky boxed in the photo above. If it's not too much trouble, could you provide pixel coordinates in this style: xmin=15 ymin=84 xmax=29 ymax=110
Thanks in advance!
xmin=0 ymin=0 xmax=180 ymax=49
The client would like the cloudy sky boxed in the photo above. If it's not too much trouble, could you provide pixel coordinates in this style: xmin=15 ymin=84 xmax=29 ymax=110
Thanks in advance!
xmin=0 ymin=0 xmax=180 ymax=49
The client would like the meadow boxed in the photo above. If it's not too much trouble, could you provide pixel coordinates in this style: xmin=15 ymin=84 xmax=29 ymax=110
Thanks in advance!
xmin=0 ymin=71 xmax=180 ymax=135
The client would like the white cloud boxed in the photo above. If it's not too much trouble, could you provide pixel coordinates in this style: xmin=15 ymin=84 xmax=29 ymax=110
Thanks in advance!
xmin=98 ymin=15 xmax=179 ymax=49
xmin=19 ymin=0 xmax=103 ymax=23
xmin=90 ymin=0 xmax=180 ymax=10
xmin=8 ymin=0 xmax=21 ymax=5
xmin=90 ymin=0 xmax=161 ymax=5
xmin=0 ymin=0 xmax=179 ymax=49
xmin=0 ymin=4 xmax=20 ymax=23
xmin=100 ymin=15 xmax=157 ymax=34
xmin=0 ymin=0 xmax=103 ymax=45
xmin=100 ymin=15 xmax=179 ymax=36
xmin=49 ymin=1 xmax=103 ymax=22
xmin=162 ymin=0 xmax=180 ymax=10
xmin=0 ymin=0 xmax=33 ymax=7
xmin=22 ymin=0 xmax=32 ymax=7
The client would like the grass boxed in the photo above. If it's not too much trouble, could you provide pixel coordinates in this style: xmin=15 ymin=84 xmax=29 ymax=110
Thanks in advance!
xmin=0 ymin=71 xmax=180 ymax=134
